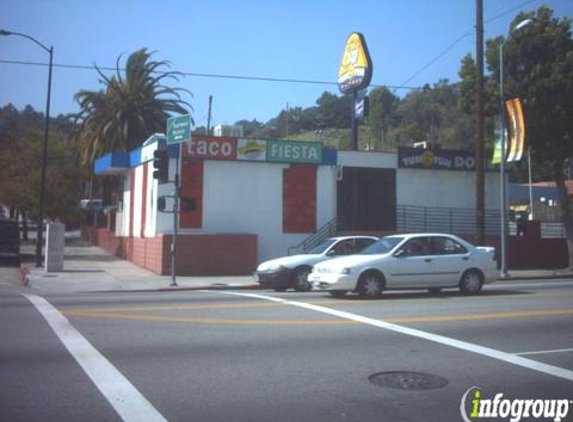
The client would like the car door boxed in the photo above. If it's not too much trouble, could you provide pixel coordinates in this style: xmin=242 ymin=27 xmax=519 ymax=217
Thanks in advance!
xmin=385 ymin=237 xmax=434 ymax=288
xmin=428 ymin=236 xmax=470 ymax=286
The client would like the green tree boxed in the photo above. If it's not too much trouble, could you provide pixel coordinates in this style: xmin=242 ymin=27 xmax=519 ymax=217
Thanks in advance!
xmin=483 ymin=7 xmax=573 ymax=266
xmin=0 ymin=124 xmax=81 ymax=228
xmin=388 ymin=81 xmax=472 ymax=150
xmin=367 ymin=87 xmax=399 ymax=150
xmin=73 ymin=48 xmax=192 ymax=172
xmin=316 ymin=92 xmax=351 ymax=129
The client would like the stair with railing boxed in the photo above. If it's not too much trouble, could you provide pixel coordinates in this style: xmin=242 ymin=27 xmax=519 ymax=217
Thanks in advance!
xmin=287 ymin=217 xmax=338 ymax=255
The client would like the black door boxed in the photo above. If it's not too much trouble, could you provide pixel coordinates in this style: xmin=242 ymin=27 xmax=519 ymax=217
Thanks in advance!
xmin=337 ymin=167 xmax=396 ymax=231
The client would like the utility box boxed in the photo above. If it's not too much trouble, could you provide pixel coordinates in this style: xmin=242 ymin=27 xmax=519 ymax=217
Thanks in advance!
xmin=45 ymin=222 xmax=65 ymax=272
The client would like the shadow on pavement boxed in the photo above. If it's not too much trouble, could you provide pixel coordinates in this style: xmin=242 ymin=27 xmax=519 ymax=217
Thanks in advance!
xmin=304 ymin=289 xmax=535 ymax=301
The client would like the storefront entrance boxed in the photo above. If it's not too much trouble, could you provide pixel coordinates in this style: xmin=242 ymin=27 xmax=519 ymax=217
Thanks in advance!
xmin=337 ymin=167 xmax=396 ymax=231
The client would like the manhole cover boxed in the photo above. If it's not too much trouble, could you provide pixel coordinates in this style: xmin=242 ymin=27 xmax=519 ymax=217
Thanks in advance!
xmin=369 ymin=371 xmax=448 ymax=390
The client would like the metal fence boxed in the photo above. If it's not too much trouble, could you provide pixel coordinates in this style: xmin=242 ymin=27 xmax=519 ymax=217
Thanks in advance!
xmin=397 ymin=205 xmax=566 ymax=238
xmin=396 ymin=205 xmax=502 ymax=235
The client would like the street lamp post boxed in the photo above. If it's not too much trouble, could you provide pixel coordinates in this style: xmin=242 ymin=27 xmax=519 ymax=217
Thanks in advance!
xmin=498 ymin=19 xmax=532 ymax=277
xmin=0 ymin=30 xmax=53 ymax=267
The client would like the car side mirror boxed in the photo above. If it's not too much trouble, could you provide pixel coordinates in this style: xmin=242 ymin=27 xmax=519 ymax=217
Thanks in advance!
xmin=327 ymin=249 xmax=336 ymax=256
xmin=394 ymin=248 xmax=406 ymax=258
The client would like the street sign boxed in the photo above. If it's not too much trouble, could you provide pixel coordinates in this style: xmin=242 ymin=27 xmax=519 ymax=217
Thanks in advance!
xmin=167 ymin=114 xmax=191 ymax=145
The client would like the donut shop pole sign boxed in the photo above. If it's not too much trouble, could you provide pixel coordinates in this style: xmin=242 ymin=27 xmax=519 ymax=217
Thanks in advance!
xmin=337 ymin=32 xmax=373 ymax=93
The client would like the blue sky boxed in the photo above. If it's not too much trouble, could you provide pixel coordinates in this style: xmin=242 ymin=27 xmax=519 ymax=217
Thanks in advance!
xmin=1 ymin=0 xmax=571 ymax=129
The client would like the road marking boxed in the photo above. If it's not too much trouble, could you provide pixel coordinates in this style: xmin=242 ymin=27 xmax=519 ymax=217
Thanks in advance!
xmin=389 ymin=308 xmax=573 ymax=323
xmin=64 ymin=310 xmax=355 ymax=325
xmin=23 ymin=293 xmax=168 ymax=422
xmin=515 ymin=347 xmax=573 ymax=356
xmin=61 ymin=289 xmax=573 ymax=316
xmin=64 ymin=307 xmax=573 ymax=326
xmin=65 ymin=301 xmax=288 ymax=313
xmin=214 ymin=291 xmax=573 ymax=382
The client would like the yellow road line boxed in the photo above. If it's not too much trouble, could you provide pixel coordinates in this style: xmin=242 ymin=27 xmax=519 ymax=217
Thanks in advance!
xmin=63 ymin=308 xmax=573 ymax=326
xmin=63 ymin=310 xmax=355 ymax=326
xmin=387 ymin=308 xmax=573 ymax=323
xmin=66 ymin=302 xmax=287 ymax=313
xmin=63 ymin=291 xmax=573 ymax=315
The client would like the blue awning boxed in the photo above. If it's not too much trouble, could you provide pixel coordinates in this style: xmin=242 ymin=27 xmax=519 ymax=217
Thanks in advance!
xmin=94 ymin=152 xmax=130 ymax=175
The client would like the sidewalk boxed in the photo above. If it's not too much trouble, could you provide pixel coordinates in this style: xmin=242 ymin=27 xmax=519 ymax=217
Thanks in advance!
xmin=19 ymin=237 xmax=573 ymax=294
xmin=20 ymin=238 xmax=259 ymax=294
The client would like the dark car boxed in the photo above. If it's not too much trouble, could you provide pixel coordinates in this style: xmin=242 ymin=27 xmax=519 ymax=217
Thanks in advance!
xmin=0 ymin=217 xmax=20 ymax=264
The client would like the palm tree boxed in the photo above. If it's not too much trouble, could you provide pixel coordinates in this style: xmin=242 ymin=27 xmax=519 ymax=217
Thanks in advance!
xmin=73 ymin=48 xmax=192 ymax=171
xmin=73 ymin=48 xmax=192 ymax=205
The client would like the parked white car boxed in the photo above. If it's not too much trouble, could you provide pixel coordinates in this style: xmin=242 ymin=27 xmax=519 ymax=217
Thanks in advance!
xmin=254 ymin=236 xmax=378 ymax=292
xmin=309 ymin=233 xmax=497 ymax=298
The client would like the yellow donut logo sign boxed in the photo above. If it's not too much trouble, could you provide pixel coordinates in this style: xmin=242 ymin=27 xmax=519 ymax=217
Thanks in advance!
xmin=421 ymin=150 xmax=435 ymax=166
xmin=338 ymin=33 xmax=373 ymax=93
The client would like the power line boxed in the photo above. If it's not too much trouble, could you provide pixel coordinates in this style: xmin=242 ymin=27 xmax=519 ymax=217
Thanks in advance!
xmin=399 ymin=0 xmax=542 ymax=87
xmin=484 ymin=0 xmax=540 ymax=24
xmin=400 ymin=31 xmax=472 ymax=87
xmin=0 ymin=59 xmax=418 ymax=91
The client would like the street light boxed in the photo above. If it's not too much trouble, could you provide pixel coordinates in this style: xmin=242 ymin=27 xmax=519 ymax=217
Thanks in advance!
xmin=499 ymin=18 xmax=532 ymax=277
xmin=0 ymin=30 xmax=53 ymax=267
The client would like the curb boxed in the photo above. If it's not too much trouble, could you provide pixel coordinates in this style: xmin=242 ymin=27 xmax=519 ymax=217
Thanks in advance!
xmin=156 ymin=284 xmax=263 ymax=292
xmin=497 ymin=274 xmax=573 ymax=281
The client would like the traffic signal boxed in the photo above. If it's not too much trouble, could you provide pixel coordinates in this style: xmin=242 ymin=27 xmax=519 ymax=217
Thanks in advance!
xmin=180 ymin=197 xmax=196 ymax=212
xmin=153 ymin=149 xmax=168 ymax=183
xmin=157 ymin=196 xmax=166 ymax=212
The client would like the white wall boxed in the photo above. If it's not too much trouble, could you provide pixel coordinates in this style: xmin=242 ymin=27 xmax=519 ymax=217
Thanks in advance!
xmin=121 ymin=174 xmax=131 ymax=237
xmin=173 ymin=160 xmax=337 ymax=262
xmin=397 ymin=168 xmax=500 ymax=210
xmin=338 ymin=150 xmax=396 ymax=168
xmin=132 ymin=166 xmax=143 ymax=237
xmin=128 ymin=148 xmax=500 ymax=263
xmin=144 ymin=162 xmax=157 ymax=238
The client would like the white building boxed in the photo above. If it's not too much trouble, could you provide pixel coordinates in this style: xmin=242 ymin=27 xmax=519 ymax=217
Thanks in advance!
xmin=94 ymin=134 xmax=500 ymax=275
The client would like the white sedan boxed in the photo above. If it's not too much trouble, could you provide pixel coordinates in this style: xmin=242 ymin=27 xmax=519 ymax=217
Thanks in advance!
xmin=309 ymin=233 xmax=497 ymax=298
xmin=254 ymin=236 xmax=378 ymax=292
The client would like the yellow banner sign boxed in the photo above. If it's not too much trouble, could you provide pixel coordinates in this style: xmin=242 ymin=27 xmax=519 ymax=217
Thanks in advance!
xmin=506 ymin=98 xmax=526 ymax=162
xmin=337 ymin=33 xmax=373 ymax=93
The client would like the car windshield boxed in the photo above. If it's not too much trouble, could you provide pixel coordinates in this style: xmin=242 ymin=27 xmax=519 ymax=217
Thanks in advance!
xmin=361 ymin=236 xmax=404 ymax=255
xmin=305 ymin=239 xmax=337 ymax=255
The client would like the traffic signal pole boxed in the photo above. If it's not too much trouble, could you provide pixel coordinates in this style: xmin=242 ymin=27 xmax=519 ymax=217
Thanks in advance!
xmin=171 ymin=148 xmax=180 ymax=287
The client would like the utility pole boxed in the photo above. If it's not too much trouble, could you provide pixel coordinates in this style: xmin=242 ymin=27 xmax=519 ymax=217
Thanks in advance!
xmin=476 ymin=0 xmax=486 ymax=245
xmin=351 ymin=90 xmax=359 ymax=230
xmin=206 ymin=95 xmax=213 ymax=135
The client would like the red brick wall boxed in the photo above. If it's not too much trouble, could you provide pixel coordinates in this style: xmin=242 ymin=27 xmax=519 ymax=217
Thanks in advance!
xmin=161 ymin=234 xmax=257 ymax=275
xmin=83 ymin=227 xmax=257 ymax=275
xmin=283 ymin=165 xmax=317 ymax=233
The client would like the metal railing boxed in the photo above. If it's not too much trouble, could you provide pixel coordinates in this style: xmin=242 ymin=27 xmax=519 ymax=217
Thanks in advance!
xmin=287 ymin=217 xmax=338 ymax=255
xmin=288 ymin=206 xmax=566 ymax=255
xmin=508 ymin=222 xmax=566 ymax=238
xmin=396 ymin=205 xmax=502 ymax=235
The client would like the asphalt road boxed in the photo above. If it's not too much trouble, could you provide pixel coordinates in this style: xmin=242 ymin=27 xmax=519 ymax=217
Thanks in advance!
xmin=1 ymin=270 xmax=572 ymax=422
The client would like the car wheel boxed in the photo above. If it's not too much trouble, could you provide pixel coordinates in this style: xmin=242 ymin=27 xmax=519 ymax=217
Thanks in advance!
xmin=459 ymin=269 xmax=483 ymax=294
xmin=357 ymin=273 xmax=384 ymax=299
xmin=292 ymin=267 xmax=312 ymax=292
xmin=328 ymin=290 xmax=347 ymax=298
